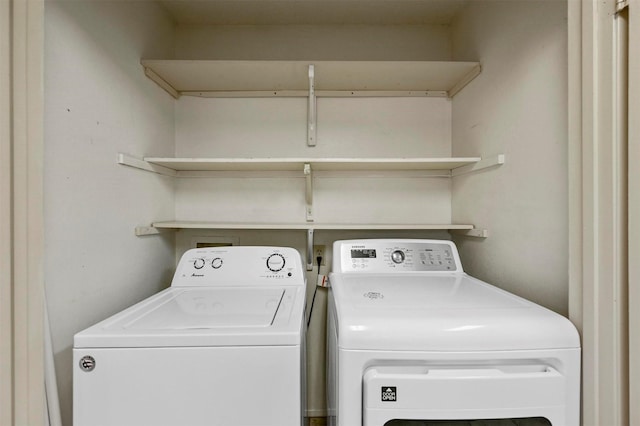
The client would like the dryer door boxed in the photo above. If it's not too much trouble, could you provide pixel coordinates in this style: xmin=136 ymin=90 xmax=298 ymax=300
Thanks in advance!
xmin=362 ymin=365 xmax=564 ymax=425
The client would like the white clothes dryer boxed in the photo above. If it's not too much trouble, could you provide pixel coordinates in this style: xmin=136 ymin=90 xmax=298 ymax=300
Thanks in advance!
xmin=327 ymin=239 xmax=580 ymax=426
xmin=74 ymin=246 xmax=306 ymax=426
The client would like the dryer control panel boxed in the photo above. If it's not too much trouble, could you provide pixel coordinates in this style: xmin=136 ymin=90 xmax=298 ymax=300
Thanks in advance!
xmin=333 ymin=239 xmax=463 ymax=273
xmin=171 ymin=246 xmax=305 ymax=287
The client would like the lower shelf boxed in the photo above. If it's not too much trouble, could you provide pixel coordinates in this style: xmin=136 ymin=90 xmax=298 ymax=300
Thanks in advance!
xmin=147 ymin=221 xmax=476 ymax=232
xmin=136 ymin=221 xmax=487 ymax=238
xmin=136 ymin=221 xmax=487 ymax=270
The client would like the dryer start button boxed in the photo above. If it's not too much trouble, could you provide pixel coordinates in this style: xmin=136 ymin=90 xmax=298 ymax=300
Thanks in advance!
xmin=391 ymin=250 xmax=406 ymax=264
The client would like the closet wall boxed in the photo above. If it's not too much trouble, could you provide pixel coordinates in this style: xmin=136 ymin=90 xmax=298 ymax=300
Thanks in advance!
xmin=175 ymin=24 xmax=452 ymax=60
xmin=44 ymin=2 xmax=176 ymax=424
xmin=451 ymin=0 xmax=568 ymax=315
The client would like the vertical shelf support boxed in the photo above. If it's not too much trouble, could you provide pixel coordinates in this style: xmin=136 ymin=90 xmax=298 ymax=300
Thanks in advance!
xmin=308 ymin=65 xmax=317 ymax=147
xmin=306 ymin=228 xmax=315 ymax=271
xmin=304 ymin=163 xmax=314 ymax=222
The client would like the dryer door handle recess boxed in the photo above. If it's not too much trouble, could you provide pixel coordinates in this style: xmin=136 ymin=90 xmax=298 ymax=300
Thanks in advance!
xmin=362 ymin=365 xmax=566 ymax=426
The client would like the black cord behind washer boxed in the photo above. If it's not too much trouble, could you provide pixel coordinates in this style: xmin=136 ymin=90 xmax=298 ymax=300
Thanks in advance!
xmin=306 ymin=255 xmax=322 ymax=329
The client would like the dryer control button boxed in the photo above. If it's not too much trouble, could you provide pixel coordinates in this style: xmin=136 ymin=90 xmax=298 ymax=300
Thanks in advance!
xmin=266 ymin=253 xmax=286 ymax=272
xmin=211 ymin=258 xmax=223 ymax=269
xmin=391 ymin=250 xmax=406 ymax=264
xmin=193 ymin=258 xmax=206 ymax=269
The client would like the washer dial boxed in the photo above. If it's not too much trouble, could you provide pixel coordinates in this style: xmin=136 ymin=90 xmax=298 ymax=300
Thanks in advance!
xmin=193 ymin=258 xmax=206 ymax=269
xmin=266 ymin=253 xmax=286 ymax=272
xmin=211 ymin=258 xmax=223 ymax=269
xmin=391 ymin=250 xmax=406 ymax=264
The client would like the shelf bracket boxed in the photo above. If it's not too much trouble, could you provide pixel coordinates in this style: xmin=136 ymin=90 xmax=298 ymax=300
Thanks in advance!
xmin=307 ymin=65 xmax=317 ymax=147
xmin=135 ymin=226 xmax=172 ymax=237
xmin=451 ymin=154 xmax=505 ymax=177
xmin=450 ymin=228 xmax=489 ymax=238
xmin=448 ymin=63 xmax=482 ymax=98
xmin=304 ymin=163 xmax=314 ymax=222
xmin=118 ymin=153 xmax=177 ymax=177
xmin=306 ymin=228 xmax=315 ymax=271
xmin=616 ymin=0 xmax=629 ymax=12
xmin=143 ymin=66 xmax=180 ymax=99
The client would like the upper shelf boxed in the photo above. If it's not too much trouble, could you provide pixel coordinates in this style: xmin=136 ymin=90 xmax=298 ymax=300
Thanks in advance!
xmin=141 ymin=60 xmax=481 ymax=98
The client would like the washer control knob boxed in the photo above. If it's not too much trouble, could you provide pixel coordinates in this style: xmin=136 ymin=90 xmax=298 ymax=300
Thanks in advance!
xmin=193 ymin=258 xmax=206 ymax=269
xmin=391 ymin=250 xmax=406 ymax=264
xmin=211 ymin=258 xmax=223 ymax=269
xmin=266 ymin=253 xmax=286 ymax=272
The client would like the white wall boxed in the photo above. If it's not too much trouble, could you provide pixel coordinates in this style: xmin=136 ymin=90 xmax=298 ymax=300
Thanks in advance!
xmin=451 ymin=0 xmax=568 ymax=315
xmin=176 ymin=97 xmax=452 ymax=158
xmin=175 ymin=24 xmax=452 ymax=60
xmin=44 ymin=2 xmax=176 ymax=424
xmin=174 ymin=96 xmax=454 ymax=225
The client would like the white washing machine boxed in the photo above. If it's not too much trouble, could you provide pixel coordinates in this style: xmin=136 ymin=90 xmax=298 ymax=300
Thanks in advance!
xmin=327 ymin=239 xmax=580 ymax=426
xmin=74 ymin=246 xmax=306 ymax=426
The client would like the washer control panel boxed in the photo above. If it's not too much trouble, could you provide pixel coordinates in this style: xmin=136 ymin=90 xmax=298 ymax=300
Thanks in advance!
xmin=334 ymin=239 xmax=462 ymax=273
xmin=172 ymin=246 xmax=305 ymax=287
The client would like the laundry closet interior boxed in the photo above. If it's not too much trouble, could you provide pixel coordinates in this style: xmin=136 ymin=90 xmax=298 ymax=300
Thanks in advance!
xmin=44 ymin=0 xmax=570 ymax=424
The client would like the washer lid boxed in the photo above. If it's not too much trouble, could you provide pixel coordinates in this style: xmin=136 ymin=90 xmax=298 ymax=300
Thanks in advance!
xmin=125 ymin=287 xmax=285 ymax=330
xmin=74 ymin=286 xmax=304 ymax=348
xmin=329 ymin=273 xmax=580 ymax=351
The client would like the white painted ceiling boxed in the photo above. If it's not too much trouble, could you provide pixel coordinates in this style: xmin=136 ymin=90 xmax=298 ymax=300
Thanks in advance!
xmin=160 ymin=0 xmax=468 ymax=25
